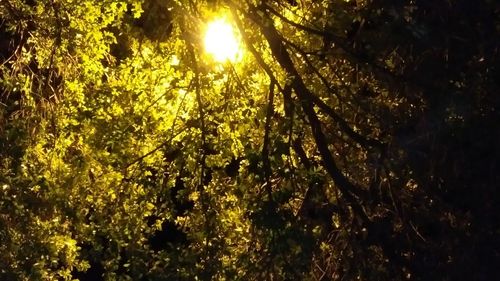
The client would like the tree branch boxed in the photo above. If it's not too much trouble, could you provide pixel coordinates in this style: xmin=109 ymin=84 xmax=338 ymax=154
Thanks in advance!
xmin=241 ymin=6 xmax=370 ymax=222
xmin=262 ymin=80 xmax=275 ymax=200
xmin=260 ymin=3 xmax=401 ymax=88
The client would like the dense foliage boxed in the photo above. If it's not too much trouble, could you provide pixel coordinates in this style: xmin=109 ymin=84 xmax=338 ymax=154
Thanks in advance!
xmin=1 ymin=0 xmax=499 ymax=280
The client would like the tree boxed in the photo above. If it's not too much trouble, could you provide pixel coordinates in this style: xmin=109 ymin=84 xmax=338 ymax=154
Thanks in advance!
xmin=1 ymin=0 xmax=498 ymax=280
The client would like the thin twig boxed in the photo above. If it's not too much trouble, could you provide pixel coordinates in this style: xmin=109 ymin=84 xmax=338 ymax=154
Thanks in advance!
xmin=262 ymin=80 xmax=275 ymax=200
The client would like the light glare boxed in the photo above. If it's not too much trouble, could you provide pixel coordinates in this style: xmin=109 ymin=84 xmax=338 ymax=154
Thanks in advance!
xmin=204 ymin=19 xmax=240 ymax=62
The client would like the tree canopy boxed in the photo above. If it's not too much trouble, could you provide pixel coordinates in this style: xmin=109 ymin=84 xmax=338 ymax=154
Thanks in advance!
xmin=1 ymin=0 xmax=499 ymax=280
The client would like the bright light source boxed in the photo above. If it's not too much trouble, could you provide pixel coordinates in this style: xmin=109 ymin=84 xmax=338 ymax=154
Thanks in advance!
xmin=204 ymin=19 xmax=240 ymax=62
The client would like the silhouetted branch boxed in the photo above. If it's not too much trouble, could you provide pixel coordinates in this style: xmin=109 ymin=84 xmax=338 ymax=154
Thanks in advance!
xmin=243 ymin=5 xmax=370 ymax=222
xmin=262 ymin=80 xmax=275 ymax=200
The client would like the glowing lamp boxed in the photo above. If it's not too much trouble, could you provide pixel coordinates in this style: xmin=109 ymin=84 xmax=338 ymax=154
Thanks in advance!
xmin=204 ymin=19 xmax=240 ymax=62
